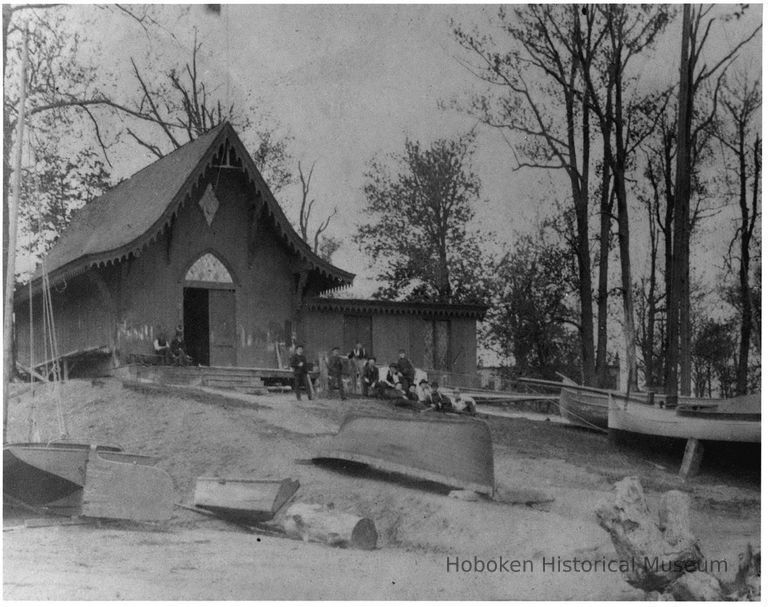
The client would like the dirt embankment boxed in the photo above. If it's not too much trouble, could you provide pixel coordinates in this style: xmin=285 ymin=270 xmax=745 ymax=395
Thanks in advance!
xmin=3 ymin=379 xmax=760 ymax=600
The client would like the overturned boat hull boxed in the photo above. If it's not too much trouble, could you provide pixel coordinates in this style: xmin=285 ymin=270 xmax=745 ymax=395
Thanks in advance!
xmin=315 ymin=412 xmax=495 ymax=495
xmin=3 ymin=442 xmax=159 ymax=509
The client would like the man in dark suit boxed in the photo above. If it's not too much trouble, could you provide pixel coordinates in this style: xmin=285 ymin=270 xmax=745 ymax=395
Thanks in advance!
xmin=361 ymin=356 xmax=380 ymax=397
xmin=327 ymin=346 xmax=346 ymax=401
xmin=290 ymin=345 xmax=313 ymax=401
xmin=425 ymin=382 xmax=453 ymax=412
xmin=395 ymin=349 xmax=415 ymax=388
xmin=347 ymin=342 xmax=368 ymax=393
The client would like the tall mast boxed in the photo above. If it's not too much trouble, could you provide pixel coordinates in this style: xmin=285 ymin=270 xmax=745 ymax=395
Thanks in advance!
xmin=3 ymin=26 xmax=29 ymax=442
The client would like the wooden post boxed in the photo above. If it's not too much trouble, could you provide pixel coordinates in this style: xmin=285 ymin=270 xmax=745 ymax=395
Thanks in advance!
xmin=679 ymin=438 xmax=704 ymax=479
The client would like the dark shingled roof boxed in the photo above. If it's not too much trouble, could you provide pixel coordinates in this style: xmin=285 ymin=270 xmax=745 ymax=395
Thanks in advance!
xmin=23 ymin=122 xmax=354 ymax=291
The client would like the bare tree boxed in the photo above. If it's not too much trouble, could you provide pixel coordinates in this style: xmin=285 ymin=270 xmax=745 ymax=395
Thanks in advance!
xmin=578 ymin=4 xmax=673 ymax=391
xmin=714 ymin=74 xmax=761 ymax=395
xmin=665 ymin=4 xmax=761 ymax=396
xmin=126 ymin=34 xmax=293 ymax=193
xmin=453 ymin=5 xmax=599 ymax=384
xmin=297 ymin=161 xmax=340 ymax=262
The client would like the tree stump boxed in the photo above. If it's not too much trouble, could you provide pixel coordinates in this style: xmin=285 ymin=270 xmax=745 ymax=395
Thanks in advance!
xmin=278 ymin=503 xmax=378 ymax=550
xmin=595 ymin=476 xmax=704 ymax=592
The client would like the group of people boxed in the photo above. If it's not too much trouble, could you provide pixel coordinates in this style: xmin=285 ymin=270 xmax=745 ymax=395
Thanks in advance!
xmin=153 ymin=325 xmax=193 ymax=366
xmin=290 ymin=341 xmax=476 ymax=415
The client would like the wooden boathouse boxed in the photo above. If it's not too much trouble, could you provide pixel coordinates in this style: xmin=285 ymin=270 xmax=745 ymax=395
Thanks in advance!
xmin=13 ymin=123 xmax=486 ymax=382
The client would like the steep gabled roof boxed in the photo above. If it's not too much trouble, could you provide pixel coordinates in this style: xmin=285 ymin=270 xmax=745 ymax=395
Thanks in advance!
xmin=22 ymin=122 xmax=354 ymax=293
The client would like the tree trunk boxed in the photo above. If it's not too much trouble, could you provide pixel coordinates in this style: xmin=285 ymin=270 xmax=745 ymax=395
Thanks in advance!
xmin=645 ymin=199 xmax=659 ymax=387
xmin=596 ymin=158 xmax=612 ymax=388
xmin=735 ymin=132 xmax=757 ymax=395
xmin=665 ymin=4 xmax=692 ymax=397
xmin=574 ymin=186 xmax=596 ymax=387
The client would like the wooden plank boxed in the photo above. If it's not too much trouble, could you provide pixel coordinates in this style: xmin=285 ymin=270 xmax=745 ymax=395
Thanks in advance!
xmin=679 ymin=438 xmax=704 ymax=479
xmin=82 ymin=449 xmax=174 ymax=521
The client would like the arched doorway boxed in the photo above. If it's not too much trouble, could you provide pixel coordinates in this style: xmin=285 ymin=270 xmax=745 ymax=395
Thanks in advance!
xmin=183 ymin=252 xmax=237 ymax=366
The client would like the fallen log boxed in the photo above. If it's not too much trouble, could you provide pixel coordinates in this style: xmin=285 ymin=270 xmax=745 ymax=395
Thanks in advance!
xmin=277 ymin=502 xmax=377 ymax=550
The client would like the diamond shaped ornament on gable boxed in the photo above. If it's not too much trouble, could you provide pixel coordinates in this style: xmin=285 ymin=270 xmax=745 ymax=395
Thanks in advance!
xmin=199 ymin=184 xmax=220 ymax=226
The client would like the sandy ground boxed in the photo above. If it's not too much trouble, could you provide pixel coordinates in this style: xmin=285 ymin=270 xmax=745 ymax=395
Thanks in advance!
xmin=3 ymin=379 xmax=760 ymax=600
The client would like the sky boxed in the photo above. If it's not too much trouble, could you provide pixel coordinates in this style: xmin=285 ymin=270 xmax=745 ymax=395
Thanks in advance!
xmin=13 ymin=3 xmax=763 ymax=313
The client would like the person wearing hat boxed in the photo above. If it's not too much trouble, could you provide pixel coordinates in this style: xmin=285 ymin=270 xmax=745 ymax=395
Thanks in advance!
xmin=425 ymin=381 xmax=453 ymax=412
xmin=327 ymin=346 xmax=347 ymax=401
xmin=290 ymin=344 xmax=313 ymax=401
xmin=416 ymin=379 xmax=431 ymax=403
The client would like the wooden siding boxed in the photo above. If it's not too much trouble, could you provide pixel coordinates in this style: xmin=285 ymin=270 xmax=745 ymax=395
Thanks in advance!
xmin=298 ymin=309 xmax=480 ymax=377
xmin=14 ymin=270 xmax=115 ymax=367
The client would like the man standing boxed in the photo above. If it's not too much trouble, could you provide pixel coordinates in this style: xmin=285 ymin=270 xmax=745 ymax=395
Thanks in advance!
xmin=290 ymin=345 xmax=313 ymax=401
xmin=395 ymin=349 xmax=415 ymax=388
xmin=347 ymin=342 xmax=368 ymax=393
xmin=361 ymin=356 xmax=379 ymax=397
xmin=327 ymin=346 xmax=347 ymax=401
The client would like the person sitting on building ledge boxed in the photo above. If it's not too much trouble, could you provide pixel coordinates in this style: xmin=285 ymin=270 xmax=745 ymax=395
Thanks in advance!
xmin=327 ymin=346 xmax=346 ymax=401
xmin=450 ymin=387 xmax=477 ymax=415
xmin=170 ymin=326 xmax=192 ymax=366
xmin=361 ymin=356 xmax=380 ymax=397
xmin=424 ymin=381 xmax=453 ymax=412
xmin=290 ymin=344 xmax=313 ymax=401
xmin=153 ymin=330 xmax=171 ymax=365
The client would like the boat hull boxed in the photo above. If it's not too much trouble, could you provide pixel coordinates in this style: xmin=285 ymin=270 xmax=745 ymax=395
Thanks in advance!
xmin=558 ymin=388 xmax=609 ymax=430
xmin=608 ymin=396 xmax=761 ymax=443
xmin=315 ymin=412 xmax=495 ymax=494
xmin=194 ymin=477 xmax=300 ymax=524
xmin=3 ymin=443 xmax=157 ymax=507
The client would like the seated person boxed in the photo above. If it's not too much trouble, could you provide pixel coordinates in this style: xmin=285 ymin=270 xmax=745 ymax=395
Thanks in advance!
xmin=383 ymin=364 xmax=402 ymax=388
xmin=382 ymin=380 xmax=407 ymax=400
xmin=416 ymin=379 xmax=431 ymax=403
xmin=170 ymin=326 xmax=192 ymax=365
xmin=153 ymin=331 xmax=171 ymax=364
xmin=393 ymin=383 xmax=423 ymax=409
xmin=361 ymin=357 xmax=380 ymax=397
xmin=450 ymin=388 xmax=477 ymax=415
xmin=424 ymin=381 xmax=454 ymax=412
xmin=406 ymin=383 xmax=422 ymax=402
